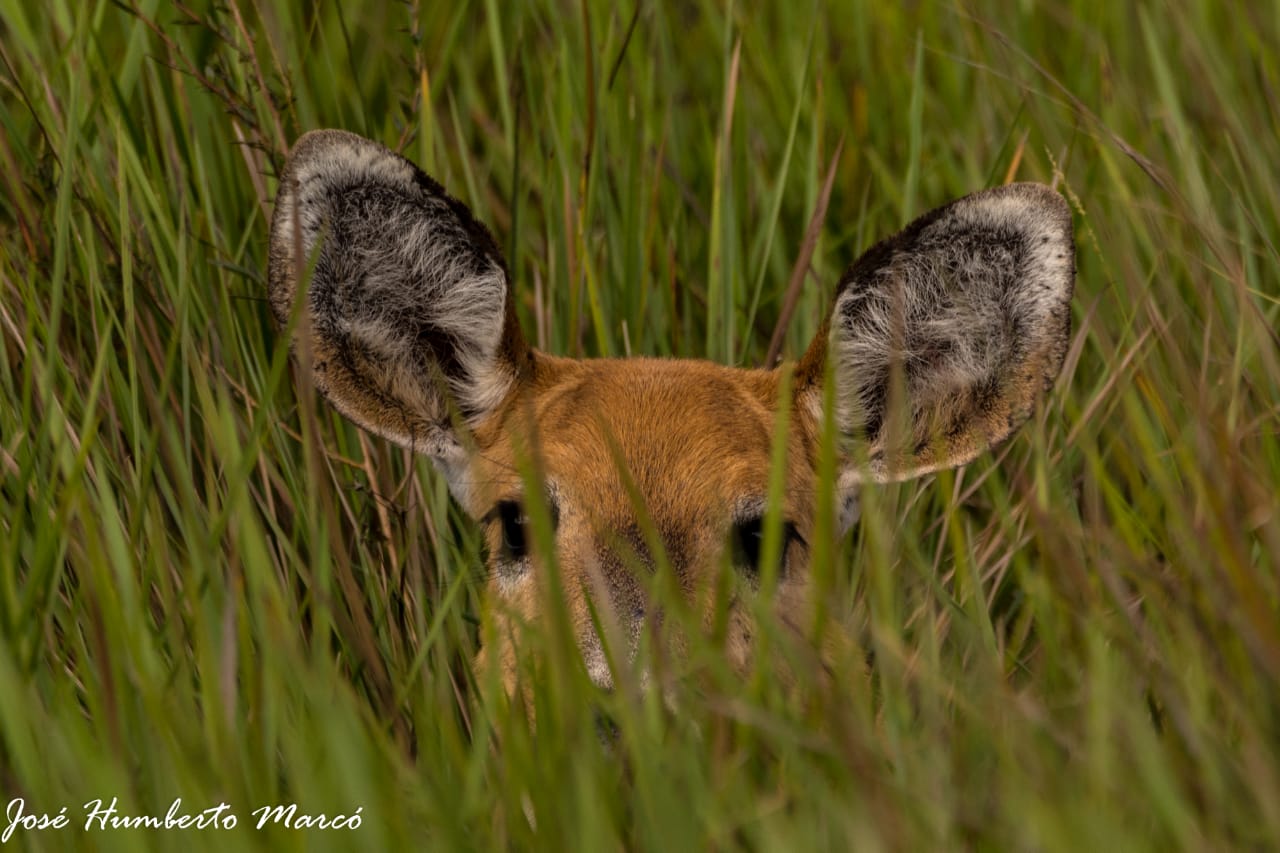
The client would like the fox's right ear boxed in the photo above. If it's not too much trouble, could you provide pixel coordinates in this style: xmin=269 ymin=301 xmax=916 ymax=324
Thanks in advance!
xmin=268 ymin=129 xmax=531 ymax=462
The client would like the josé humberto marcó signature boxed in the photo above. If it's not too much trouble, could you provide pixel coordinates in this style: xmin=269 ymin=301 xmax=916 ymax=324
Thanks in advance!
xmin=2 ymin=797 xmax=364 ymax=842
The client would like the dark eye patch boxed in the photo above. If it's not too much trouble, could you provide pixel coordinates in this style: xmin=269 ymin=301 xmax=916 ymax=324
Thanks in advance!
xmin=497 ymin=500 xmax=528 ymax=561
xmin=483 ymin=494 xmax=560 ymax=568
xmin=731 ymin=516 xmax=799 ymax=581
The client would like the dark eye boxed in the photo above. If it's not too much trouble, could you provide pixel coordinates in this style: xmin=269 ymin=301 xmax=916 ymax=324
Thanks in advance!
xmin=731 ymin=516 xmax=798 ymax=581
xmin=497 ymin=500 xmax=528 ymax=561
xmin=486 ymin=495 xmax=560 ymax=571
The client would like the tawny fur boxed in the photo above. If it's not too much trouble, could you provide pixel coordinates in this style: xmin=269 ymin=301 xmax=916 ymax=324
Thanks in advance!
xmin=266 ymin=130 xmax=1076 ymax=693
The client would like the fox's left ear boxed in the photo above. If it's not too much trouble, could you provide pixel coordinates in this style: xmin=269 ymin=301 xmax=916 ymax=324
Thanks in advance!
xmin=794 ymin=183 xmax=1075 ymax=484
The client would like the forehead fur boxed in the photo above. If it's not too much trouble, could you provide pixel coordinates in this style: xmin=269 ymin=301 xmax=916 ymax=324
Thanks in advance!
xmin=471 ymin=356 xmax=811 ymax=524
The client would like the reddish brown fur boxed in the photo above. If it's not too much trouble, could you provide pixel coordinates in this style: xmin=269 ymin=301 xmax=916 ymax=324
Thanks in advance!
xmin=467 ymin=355 xmax=819 ymax=693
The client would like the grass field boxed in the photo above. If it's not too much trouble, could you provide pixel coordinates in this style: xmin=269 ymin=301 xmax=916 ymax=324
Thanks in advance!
xmin=2 ymin=1 xmax=1279 ymax=849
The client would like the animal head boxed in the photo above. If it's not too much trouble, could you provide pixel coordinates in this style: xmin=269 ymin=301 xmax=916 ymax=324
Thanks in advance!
xmin=268 ymin=129 xmax=1074 ymax=692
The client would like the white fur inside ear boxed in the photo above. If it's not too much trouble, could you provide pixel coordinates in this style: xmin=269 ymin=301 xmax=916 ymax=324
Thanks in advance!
xmin=828 ymin=183 xmax=1074 ymax=480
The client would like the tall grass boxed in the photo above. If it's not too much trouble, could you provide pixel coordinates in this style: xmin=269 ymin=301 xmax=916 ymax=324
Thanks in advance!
xmin=2 ymin=1 xmax=1278 ymax=849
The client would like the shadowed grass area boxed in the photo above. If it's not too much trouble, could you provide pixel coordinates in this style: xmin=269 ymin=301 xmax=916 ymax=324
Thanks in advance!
xmin=1 ymin=1 xmax=1278 ymax=849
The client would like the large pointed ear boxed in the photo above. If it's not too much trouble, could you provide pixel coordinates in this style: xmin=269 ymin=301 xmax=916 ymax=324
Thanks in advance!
xmin=267 ymin=129 xmax=531 ymax=460
xmin=795 ymin=183 xmax=1075 ymax=484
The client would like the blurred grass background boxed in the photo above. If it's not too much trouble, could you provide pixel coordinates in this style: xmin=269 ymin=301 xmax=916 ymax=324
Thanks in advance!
xmin=2 ymin=0 xmax=1278 ymax=849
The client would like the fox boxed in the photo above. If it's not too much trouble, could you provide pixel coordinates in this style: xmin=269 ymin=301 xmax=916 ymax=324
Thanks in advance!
xmin=267 ymin=129 xmax=1075 ymax=694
